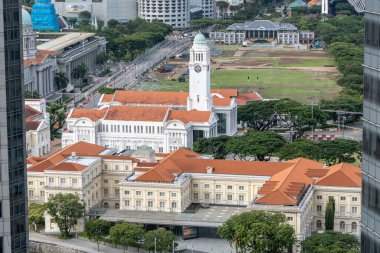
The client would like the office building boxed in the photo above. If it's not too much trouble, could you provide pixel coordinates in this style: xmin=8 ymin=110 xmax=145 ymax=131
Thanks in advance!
xmin=0 ymin=0 xmax=29 ymax=252
xmin=362 ymin=1 xmax=380 ymax=251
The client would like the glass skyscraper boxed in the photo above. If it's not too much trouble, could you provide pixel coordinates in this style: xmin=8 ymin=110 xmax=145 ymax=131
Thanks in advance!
xmin=0 ymin=0 xmax=29 ymax=252
xmin=362 ymin=0 xmax=380 ymax=251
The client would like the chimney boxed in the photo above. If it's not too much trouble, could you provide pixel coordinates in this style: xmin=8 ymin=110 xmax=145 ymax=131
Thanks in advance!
xmin=206 ymin=166 xmax=213 ymax=174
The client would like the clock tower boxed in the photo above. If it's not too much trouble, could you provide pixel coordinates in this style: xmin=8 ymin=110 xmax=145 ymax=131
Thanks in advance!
xmin=187 ymin=33 xmax=212 ymax=111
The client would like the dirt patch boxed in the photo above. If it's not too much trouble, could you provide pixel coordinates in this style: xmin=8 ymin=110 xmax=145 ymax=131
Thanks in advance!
xmin=279 ymin=58 xmax=302 ymax=65
xmin=242 ymin=49 xmax=330 ymax=58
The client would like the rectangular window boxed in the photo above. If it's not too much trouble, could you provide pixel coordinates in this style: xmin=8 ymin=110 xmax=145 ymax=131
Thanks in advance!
xmin=216 ymin=113 xmax=227 ymax=134
xmin=115 ymin=189 xmax=120 ymax=198
xmin=352 ymin=206 xmax=358 ymax=215
xmin=104 ymin=180 xmax=108 ymax=183
xmin=148 ymin=201 xmax=153 ymax=208
xmin=171 ymin=193 xmax=177 ymax=197
xmin=239 ymin=186 xmax=244 ymax=190
xmin=125 ymin=200 xmax=130 ymax=207
xmin=340 ymin=206 xmax=346 ymax=216
xmin=104 ymin=165 xmax=108 ymax=170
xmin=340 ymin=196 xmax=346 ymax=201
xmin=104 ymin=189 xmax=109 ymax=197
xmin=352 ymin=197 xmax=358 ymax=202
xmin=227 ymin=185 xmax=233 ymax=190
xmin=160 ymin=202 xmax=165 ymax=209
xmin=28 ymin=181 xmax=33 ymax=185
xmin=171 ymin=202 xmax=177 ymax=209
xmin=40 ymin=191 xmax=45 ymax=197
xmin=193 ymin=184 xmax=198 ymax=188
xmin=115 ymin=180 xmax=119 ymax=184
xmin=317 ymin=195 xmax=322 ymax=200
xmin=215 ymin=185 xmax=221 ymax=189
xmin=227 ymin=194 xmax=233 ymax=201
xmin=136 ymin=191 xmax=141 ymax=196
xmin=204 ymin=184 xmax=209 ymax=189
xmin=29 ymin=190 xmax=33 ymax=197
xmin=72 ymin=178 xmax=78 ymax=187
xmin=125 ymin=191 xmax=130 ymax=195
xmin=317 ymin=205 xmax=322 ymax=213
xmin=193 ymin=193 xmax=199 ymax=200
xmin=40 ymin=182 xmax=45 ymax=186
xmin=216 ymin=193 xmax=221 ymax=201
xmin=136 ymin=200 xmax=141 ymax=207
xmin=159 ymin=192 xmax=165 ymax=197
xmin=287 ymin=217 xmax=293 ymax=221
xmin=205 ymin=193 xmax=210 ymax=201
xmin=147 ymin=192 xmax=153 ymax=196
xmin=115 ymin=165 xmax=119 ymax=171
xmin=60 ymin=178 xmax=65 ymax=186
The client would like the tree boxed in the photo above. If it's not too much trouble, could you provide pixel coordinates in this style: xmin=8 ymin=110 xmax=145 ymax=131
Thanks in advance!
xmin=227 ymin=131 xmax=286 ymax=161
xmin=47 ymin=101 xmax=67 ymax=140
xmin=144 ymin=227 xmax=176 ymax=253
xmin=275 ymin=99 xmax=327 ymax=139
xmin=54 ymin=72 xmax=69 ymax=90
xmin=193 ymin=135 xmax=231 ymax=159
xmin=71 ymin=63 xmax=89 ymax=83
xmin=28 ymin=203 xmax=45 ymax=228
xmin=325 ymin=198 xmax=335 ymax=231
xmin=109 ymin=222 xmax=145 ymax=252
xmin=25 ymin=90 xmax=40 ymax=99
xmin=86 ymin=219 xmax=111 ymax=251
xmin=218 ymin=210 xmax=295 ymax=253
xmin=301 ymin=231 xmax=359 ymax=253
xmin=96 ymin=52 xmax=109 ymax=66
xmin=319 ymin=139 xmax=361 ymax=165
xmin=237 ymin=100 xmax=277 ymax=131
xmin=79 ymin=11 xmax=91 ymax=21
xmin=108 ymin=19 xmax=120 ymax=28
xmin=276 ymin=140 xmax=321 ymax=161
xmin=45 ymin=193 xmax=85 ymax=238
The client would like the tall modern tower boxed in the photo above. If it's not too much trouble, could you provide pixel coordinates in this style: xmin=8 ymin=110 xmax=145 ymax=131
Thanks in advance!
xmin=0 ymin=0 xmax=29 ymax=252
xmin=362 ymin=1 xmax=380 ymax=251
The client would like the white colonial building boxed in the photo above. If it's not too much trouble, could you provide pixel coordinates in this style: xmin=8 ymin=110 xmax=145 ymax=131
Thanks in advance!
xmin=62 ymin=34 xmax=260 ymax=153
xmin=25 ymin=99 xmax=51 ymax=157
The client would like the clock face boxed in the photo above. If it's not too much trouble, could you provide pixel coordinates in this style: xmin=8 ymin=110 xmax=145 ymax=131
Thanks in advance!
xmin=194 ymin=65 xmax=202 ymax=73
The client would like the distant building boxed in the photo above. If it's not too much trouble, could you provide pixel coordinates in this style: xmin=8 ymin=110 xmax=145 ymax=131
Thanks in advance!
xmin=138 ymin=0 xmax=190 ymax=28
xmin=210 ymin=20 xmax=315 ymax=45
xmin=25 ymin=99 xmax=51 ymax=157
xmin=210 ymin=31 xmax=245 ymax=44
xmin=52 ymin=0 xmax=137 ymax=25
xmin=23 ymin=8 xmax=58 ymax=97
xmin=31 ymin=0 xmax=60 ymax=31
xmin=190 ymin=0 xmax=216 ymax=19
xmin=62 ymin=35 xmax=261 ymax=152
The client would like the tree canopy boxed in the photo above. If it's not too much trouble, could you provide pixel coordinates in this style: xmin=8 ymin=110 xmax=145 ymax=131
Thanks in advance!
xmin=109 ymin=222 xmax=145 ymax=252
xmin=45 ymin=193 xmax=85 ymax=238
xmin=86 ymin=219 xmax=111 ymax=251
xmin=276 ymin=139 xmax=321 ymax=161
xmin=238 ymin=100 xmax=277 ymax=131
xmin=193 ymin=135 xmax=231 ymax=159
xmin=28 ymin=203 xmax=45 ymax=228
xmin=47 ymin=101 xmax=67 ymax=140
xmin=301 ymin=231 xmax=359 ymax=253
xmin=218 ymin=210 xmax=295 ymax=253
xmin=143 ymin=227 xmax=176 ymax=253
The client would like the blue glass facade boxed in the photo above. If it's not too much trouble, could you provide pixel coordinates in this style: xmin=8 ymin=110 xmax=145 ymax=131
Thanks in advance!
xmin=31 ymin=0 xmax=59 ymax=31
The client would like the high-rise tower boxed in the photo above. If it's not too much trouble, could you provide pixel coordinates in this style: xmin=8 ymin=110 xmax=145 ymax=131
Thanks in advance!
xmin=362 ymin=3 xmax=380 ymax=252
xmin=187 ymin=34 xmax=212 ymax=111
xmin=0 ymin=0 xmax=29 ymax=252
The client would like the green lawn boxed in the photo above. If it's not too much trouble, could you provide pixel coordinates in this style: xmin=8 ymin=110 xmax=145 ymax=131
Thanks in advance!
xmin=141 ymin=68 xmax=341 ymax=103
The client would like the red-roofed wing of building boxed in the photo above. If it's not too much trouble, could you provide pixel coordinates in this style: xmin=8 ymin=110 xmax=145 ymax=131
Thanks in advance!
xmin=315 ymin=163 xmax=361 ymax=188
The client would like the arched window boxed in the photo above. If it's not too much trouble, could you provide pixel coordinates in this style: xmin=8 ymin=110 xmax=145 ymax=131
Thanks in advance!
xmin=352 ymin=222 xmax=357 ymax=232
xmin=104 ymin=202 xmax=109 ymax=208
xmin=340 ymin=221 xmax=345 ymax=232
xmin=316 ymin=220 xmax=322 ymax=230
xmin=115 ymin=203 xmax=120 ymax=209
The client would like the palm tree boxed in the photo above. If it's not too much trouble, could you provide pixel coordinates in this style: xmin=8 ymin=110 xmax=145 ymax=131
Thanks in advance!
xmin=71 ymin=63 xmax=89 ymax=84
xmin=54 ymin=72 xmax=69 ymax=90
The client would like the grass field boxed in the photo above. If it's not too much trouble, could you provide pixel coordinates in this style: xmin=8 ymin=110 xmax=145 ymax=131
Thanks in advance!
xmin=140 ymin=68 xmax=341 ymax=103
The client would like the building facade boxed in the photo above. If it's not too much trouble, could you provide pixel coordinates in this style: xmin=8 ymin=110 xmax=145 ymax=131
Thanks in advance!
xmin=220 ymin=20 xmax=315 ymax=45
xmin=190 ymin=0 xmax=215 ymax=19
xmin=209 ymin=31 xmax=245 ymax=44
xmin=62 ymin=35 xmax=256 ymax=152
xmin=362 ymin=1 xmax=380 ymax=250
xmin=23 ymin=8 xmax=59 ymax=97
xmin=25 ymin=99 xmax=51 ymax=157
xmin=137 ymin=0 xmax=190 ymax=28
xmin=0 ymin=0 xmax=29 ymax=252
xmin=52 ymin=0 xmax=137 ymax=25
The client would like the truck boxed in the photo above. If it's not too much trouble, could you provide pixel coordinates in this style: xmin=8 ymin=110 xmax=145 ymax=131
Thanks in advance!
xmin=157 ymin=65 xmax=174 ymax=73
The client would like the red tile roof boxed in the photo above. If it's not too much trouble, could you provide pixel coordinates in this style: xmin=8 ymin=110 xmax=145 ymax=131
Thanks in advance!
xmin=168 ymin=110 xmax=212 ymax=124
xmin=236 ymin=92 xmax=262 ymax=105
xmin=49 ymin=162 xmax=87 ymax=172
xmin=28 ymin=141 xmax=106 ymax=172
xmin=104 ymin=106 xmax=169 ymax=122
xmin=25 ymin=105 xmax=43 ymax=131
xmin=70 ymin=108 xmax=108 ymax=121
xmin=24 ymin=50 xmax=55 ymax=67
xmin=132 ymin=150 xmax=361 ymax=206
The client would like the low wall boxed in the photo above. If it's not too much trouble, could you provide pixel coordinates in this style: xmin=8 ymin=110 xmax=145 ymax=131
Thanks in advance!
xmin=29 ymin=241 xmax=88 ymax=253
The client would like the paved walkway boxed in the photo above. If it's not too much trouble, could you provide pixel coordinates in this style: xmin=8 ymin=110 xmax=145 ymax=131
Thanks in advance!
xmin=177 ymin=238 xmax=235 ymax=253
xmin=30 ymin=232 xmax=128 ymax=253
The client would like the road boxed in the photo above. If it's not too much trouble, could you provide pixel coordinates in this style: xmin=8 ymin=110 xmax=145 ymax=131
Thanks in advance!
xmin=79 ymin=37 xmax=191 ymax=109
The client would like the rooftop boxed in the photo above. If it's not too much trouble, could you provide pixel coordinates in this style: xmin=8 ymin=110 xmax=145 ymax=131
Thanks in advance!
xmin=129 ymin=149 xmax=361 ymax=206
xmin=37 ymin=32 xmax=96 ymax=52
xmin=227 ymin=20 xmax=298 ymax=31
